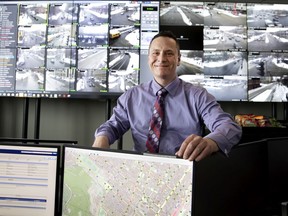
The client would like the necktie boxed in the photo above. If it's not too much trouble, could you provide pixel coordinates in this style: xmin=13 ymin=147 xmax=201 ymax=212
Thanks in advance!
xmin=146 ymin=88 xmax=168 ymax=153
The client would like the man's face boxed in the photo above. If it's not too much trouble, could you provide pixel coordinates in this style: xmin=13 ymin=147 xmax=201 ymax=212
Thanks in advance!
xmin=148 ymin=36 xmax=180 ymax=83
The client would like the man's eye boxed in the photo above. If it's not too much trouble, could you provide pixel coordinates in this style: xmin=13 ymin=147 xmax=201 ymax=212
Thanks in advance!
xmin=166 ymin=52 xmax=174 ymax=56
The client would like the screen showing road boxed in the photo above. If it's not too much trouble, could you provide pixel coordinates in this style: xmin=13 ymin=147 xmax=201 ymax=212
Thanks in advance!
xmin=1 ymin=1 xmax=288 ymax=101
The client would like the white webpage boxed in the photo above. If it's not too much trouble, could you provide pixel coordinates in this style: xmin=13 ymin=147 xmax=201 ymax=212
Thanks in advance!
xmin=0 ymin=145 xmax=59 ymax=216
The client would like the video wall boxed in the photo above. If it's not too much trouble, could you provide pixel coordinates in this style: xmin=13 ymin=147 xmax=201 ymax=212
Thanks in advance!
xmin=0 ymin=0 xmax=288 ymax=101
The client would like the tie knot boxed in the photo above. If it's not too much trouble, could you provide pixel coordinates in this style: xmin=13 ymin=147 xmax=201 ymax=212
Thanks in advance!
xmin=157 ymin=88 xmax=168 ymax=98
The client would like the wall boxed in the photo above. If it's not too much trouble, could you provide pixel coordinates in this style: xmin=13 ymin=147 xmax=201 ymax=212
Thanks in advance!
xmin=0 ymin=97 xmax=130 ymax=149
xmin=0 ymin=96 xmax=286 ymax=150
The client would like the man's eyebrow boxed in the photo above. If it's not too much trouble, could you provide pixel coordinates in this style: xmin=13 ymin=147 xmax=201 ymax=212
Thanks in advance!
xmin=150 ymin=48 xmax=174 ymax=52
xmin=149 ymin=49 xmax=160 ymax=54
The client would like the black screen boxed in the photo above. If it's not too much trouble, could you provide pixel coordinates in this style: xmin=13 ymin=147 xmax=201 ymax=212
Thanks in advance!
xmin=267 ymin=137 xmax=288 ymax=213
xmin=194 ymin=139 xmax=269 ymax=216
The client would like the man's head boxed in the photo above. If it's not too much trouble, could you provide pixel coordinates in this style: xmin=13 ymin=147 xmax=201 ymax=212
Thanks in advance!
xmin=148 ymin=31 xmax=181 ymax=86
xmin=149 ymin=31 xmax=181 ymax=55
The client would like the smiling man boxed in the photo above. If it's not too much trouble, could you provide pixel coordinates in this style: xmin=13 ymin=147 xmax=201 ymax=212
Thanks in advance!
xmin=93 ymin=31 xmax=242 ymax=161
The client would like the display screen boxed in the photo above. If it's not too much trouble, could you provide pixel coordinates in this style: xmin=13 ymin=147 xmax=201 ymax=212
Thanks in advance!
xmin=248 ymin=51 xmax=288 ymax=102
xmin=0 ymin=143 xmax=61 ymax=216
xmin=62 ymin=146 xmax=194 ymax=215
xmin=0 ymin=0 xmax=159 ymax=99
xmin=0 ymin=1 xmax=288 ymax=102
xmin=246 ymin=3 xmax=288 ymax=102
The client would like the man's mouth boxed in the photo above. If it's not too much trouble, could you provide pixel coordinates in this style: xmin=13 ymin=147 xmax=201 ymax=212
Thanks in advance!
xmin=155 ymin=64 xmax=168 ymax=67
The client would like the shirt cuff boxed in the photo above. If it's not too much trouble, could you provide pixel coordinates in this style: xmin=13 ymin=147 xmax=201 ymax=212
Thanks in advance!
xmin=204 ymin=133 xmax=231 ymax=156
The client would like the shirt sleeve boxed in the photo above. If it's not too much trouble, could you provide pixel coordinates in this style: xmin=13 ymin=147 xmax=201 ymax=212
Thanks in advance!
xmin=95 ymin=92 xmax=131 ymax=145
xmin=197 ymin=88 xmax=242 ymax=155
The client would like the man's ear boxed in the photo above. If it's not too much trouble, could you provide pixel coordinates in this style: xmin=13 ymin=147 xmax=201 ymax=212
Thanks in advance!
xmin=177 ymin=54 xmax=181 ymax=66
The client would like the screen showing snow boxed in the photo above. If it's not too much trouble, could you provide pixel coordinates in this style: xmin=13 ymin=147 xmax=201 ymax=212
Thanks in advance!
xmin=2 ymin=1 xmax=287 ymax=101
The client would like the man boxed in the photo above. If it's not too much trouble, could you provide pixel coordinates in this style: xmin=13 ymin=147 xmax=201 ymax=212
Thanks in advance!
xmin=93 ymin=31 xmax=242 ymax=161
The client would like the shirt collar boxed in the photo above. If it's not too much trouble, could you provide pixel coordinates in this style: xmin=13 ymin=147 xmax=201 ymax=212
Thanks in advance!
xmin=151 ymin=77 xmax=180 ymax=96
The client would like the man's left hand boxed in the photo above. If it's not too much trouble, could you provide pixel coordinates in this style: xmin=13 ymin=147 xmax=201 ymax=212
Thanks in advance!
xmin=175 ymin=134 xmax=219 ymax=161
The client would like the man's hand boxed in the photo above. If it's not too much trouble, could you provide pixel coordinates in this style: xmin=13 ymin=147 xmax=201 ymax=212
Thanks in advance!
xmin=92 ymin=136 xmax=110 ymax=149
xmin=175 ymin=134 xmax=219 ymax=161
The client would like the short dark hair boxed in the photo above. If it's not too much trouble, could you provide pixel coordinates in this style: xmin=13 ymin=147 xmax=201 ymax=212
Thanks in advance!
xmin=149 ymin=31 xmax=180 ymax=53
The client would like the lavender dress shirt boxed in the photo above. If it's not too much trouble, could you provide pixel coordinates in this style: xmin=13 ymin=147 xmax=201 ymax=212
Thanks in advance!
xmin=95 ymin=77 xmax=242 ymax=155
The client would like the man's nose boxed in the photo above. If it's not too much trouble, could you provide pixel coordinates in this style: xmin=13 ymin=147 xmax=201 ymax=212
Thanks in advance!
xmin=157 ymin=52 xmax=167 ymax=62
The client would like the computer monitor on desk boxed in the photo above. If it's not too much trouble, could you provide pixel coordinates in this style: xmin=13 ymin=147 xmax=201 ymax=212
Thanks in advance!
xmin=0 ymin=138 xmax=77 ymax=145
xmin=267 ymin=137 xmax=288 ymax=214
xmin=61 ymin=146 xmax=194 ymax=215
xmin=0 ymin=143 xmax=61 ymax=216
xmin=193 ymin=139 xmax=269 ymax=216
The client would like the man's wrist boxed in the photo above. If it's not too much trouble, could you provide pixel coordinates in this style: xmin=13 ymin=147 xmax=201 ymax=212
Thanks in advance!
xmin=93 ymin=136 xmax=110 ymax=148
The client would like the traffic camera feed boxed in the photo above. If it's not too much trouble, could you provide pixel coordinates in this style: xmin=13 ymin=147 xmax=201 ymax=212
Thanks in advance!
xmin=0 ymin=1 xmax=288 ymax=101
xmin=177 ymin=50 xmax=248 ymax=101
xmin=248 ymin=52 xmax=288 ymax=102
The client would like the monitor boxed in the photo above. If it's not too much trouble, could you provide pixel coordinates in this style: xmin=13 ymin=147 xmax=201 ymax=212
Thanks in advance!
xmin=194 ymin=139 xmax=269 ymax=216
xmin=61 ymin=146 xmax=194 ymax=215
xmin=248 ymin=52 xmax=288 ymax=102
xmin=1 ymin=1 xmax=288 ymax=102
xmin=0 ymin=0 xmax=160 ymax=99
xmin=267 ymin=137 xmax=288 ymax=214
xmin=159 ymin=1 xmax=249 ymax=101
xmin=0 ymin=142 xmax=61 ymax=216
xmin=246 ymin=3 xmax=288 ymax=102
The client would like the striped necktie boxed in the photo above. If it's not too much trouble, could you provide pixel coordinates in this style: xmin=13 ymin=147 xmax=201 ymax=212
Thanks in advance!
xmin=146 ymin=88 xmax=168 ymax=153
